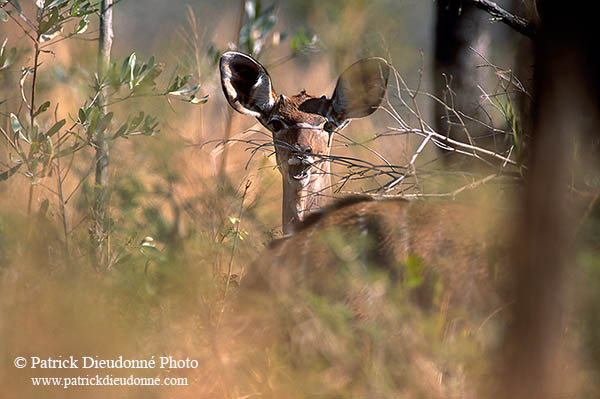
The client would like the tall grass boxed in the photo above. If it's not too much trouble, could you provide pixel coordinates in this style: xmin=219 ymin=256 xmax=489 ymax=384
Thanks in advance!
xmin=1 ymin=1 xmax=600 ymax=398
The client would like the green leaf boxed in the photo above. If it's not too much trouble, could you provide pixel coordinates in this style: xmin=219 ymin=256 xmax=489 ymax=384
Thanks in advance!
xmin=128 ymin=52 xmax=137 ymax=88
xmin=120 ymin=52 xmax=135 ymax=83
xmin=166 ymin=74 xmax=191 ymax=94
xmin=96 ymin=112 xmax=113 ymax=134
xmin=0 ymin=38 xmax=7 ymax=56
xmin=68 ymin=131 xmax=86 ymax=143
xmin=291 ymin=27 xmax=318 ymax=52
xmin=10 ymin=113 xmax=22 ymax=133
xmin=141 ymin=114 xmax=159 ymax=136
xmin=70 ymin=0 xmax=86 ymax=16
xmin=78 ymin=107 xmax=87 ymax=124
xmin=39 ymin=8 xmax=60 ymax=35
xmin=45 ymin=119 xmax=65 ymax=137
xmin=0 ymin=38 xmax=15 ymax=70
xmin=31 ymin=125 xmax=39 ymax=142
xmin=113 ymin=121 xmax=129 ymax=139
xmin=18 ymin=131 xmax=30 ymax=145
xmin=140 ymin=245 xmax=165 ymax=262
xmin=43 ymin=134 xmax=53 ymax=156
xmin=86 ymin=107 xmax=100 ymax=136
xmin=403 ymin=255 xmax=425 ymax=288
xmin=168 ymin=84 xmax=199 ymax=96
xmin=0 ymin=163 xmax=22 ymax=181
xmin=77 ymin=3 xmax=95 ymax=17
xmin=0 ymin=8 xmax=8 ymax=22
xmin=189 ymin=94 xmax=209 ymax=104
xmin=55 ymin=143 xmax=84 ymax=158
xmin=33 ymin=101 xmax=51 ymax=117
xmin=46 ymin=0 xmax=68 ymax=9
xmin=74 ymin=15 xmax=88 ymax=34
xmin=28 ymin=140 xmax=40 ymax=158
xmin=130 ymin=111 xmax=144 ymax=131
xmin=70 ymin=0 xmax=80 ymax=15
xmin=0 ymin=47 xmax=16 ymax=70
xmin=133 ymin=56 xmax=160 ymax=88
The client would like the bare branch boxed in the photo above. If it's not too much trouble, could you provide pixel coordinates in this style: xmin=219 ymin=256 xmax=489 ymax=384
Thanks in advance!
xmin=469 ymin=0 xmax=537 ymax=38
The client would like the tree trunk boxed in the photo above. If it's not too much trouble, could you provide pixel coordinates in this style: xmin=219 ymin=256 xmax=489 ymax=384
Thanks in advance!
xmin=92 ymin=0 xmax=114 ymax=270
xmin=496 ymin=2 xmax=600 ymax=397
xmin=434 ymin=0 xmax=491 ymax=167
xmin=218 ymin=0 xmax=246 ymax=179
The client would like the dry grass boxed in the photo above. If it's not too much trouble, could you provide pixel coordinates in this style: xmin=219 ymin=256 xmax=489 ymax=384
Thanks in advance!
xmin=1 ymin=2 xmax=600 ymax=398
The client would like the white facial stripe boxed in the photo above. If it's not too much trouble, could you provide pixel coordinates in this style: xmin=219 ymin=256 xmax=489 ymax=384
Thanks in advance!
xmin=288 ymin=122 xmax=325 ymax=130
xmin=268 ymin=119 xmax=327 ymax=131
xmin=288 ymin=156 xmax=314 ymax=165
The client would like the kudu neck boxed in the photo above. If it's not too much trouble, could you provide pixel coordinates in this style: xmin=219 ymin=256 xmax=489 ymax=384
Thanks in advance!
xmin=281 ymin=162 xmax=332 ymax=234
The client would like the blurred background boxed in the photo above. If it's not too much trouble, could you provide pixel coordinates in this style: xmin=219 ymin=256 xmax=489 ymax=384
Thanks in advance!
xmin=1 ymin=0 xmax=599 ymax=397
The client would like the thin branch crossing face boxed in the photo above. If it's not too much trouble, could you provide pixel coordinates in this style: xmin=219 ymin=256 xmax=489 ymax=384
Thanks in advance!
xmin=220 ymin=51 xmax=389 ymax=233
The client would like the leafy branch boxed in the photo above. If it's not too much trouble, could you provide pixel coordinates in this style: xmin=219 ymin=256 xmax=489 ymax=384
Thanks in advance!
xmin=0 ymin=0 xmax=206 ymax=265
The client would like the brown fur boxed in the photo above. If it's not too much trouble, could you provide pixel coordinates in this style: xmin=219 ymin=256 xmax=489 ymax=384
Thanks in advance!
xmin=221 ymin=53 xmax=508 ymax=396
xmin=234 ymin=196 xmax=509 ymax=396
xmin=220 ymin=52 xmax=389 ymax=233
xmin=265 ymin=91 xmax=327 ymax=127
xmin=245 ymin=196 xmax=507 ymax=314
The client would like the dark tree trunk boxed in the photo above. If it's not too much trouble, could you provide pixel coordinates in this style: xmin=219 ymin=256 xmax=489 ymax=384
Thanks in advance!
xmin=434 ymin=0 xmax=491 ymax=167
xmin=497 ymin=1 xmax=600 ymax=398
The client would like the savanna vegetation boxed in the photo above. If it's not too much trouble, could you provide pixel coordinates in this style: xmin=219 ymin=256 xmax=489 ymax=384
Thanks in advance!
xmin=1 ymin=1 xmax=600 ymax=398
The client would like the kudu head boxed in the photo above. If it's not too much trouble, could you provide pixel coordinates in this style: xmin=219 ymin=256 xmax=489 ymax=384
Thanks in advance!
xmin=220 ymin=51 xmax=389 ymax=233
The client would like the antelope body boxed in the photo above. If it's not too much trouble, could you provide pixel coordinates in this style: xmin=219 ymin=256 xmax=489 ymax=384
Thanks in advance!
xmin=219 ymin=52 xmax=508 ymax=396
xmin=219 ymin=51 xmax=506 ymax=303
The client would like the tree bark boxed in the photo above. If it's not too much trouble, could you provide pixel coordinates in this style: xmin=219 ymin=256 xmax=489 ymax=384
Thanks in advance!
xmin=470 ymin=0 xmax=537 ymax=38
xmin=218 ymin=0 xmax=246 ymax=179
xmin=92 ymin=0 xmax=114 ymax=270
xmin=496 ymin=2 xmax=600 ymax=398
xmin=434 ymin=0 xmax=491 ymax=167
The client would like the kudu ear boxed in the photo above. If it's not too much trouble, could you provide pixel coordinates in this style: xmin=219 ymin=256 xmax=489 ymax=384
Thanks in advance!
xmin=220 ymin=51 xmax=277 ymax=118
xmin=329 ymin=57 xmax=389 ymax=123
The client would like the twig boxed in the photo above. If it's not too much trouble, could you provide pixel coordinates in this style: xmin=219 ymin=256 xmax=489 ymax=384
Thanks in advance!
xmin=222 ymin=179 xmax=251 ymax=304
xmin=477 ymin=301 xmax=514 ymax=335
xmin=55 ymin=160 xmax=69 ymax=257
xmin=575 ymin=191 xmax=600 ymax=236
xmin=449 ymin=173 xmax=498 ymax=198
xmin=469 ymin=0 xmax=537 ymax=38
xmin=5 ymin=8 xmax=37 ymax=42
xmin=25 ymin=12 xmax=42 ymax=215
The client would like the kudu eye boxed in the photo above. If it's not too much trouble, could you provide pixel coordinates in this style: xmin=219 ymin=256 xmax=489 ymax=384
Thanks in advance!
xmin=268 ymin=119 xmax=285 ymax=133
